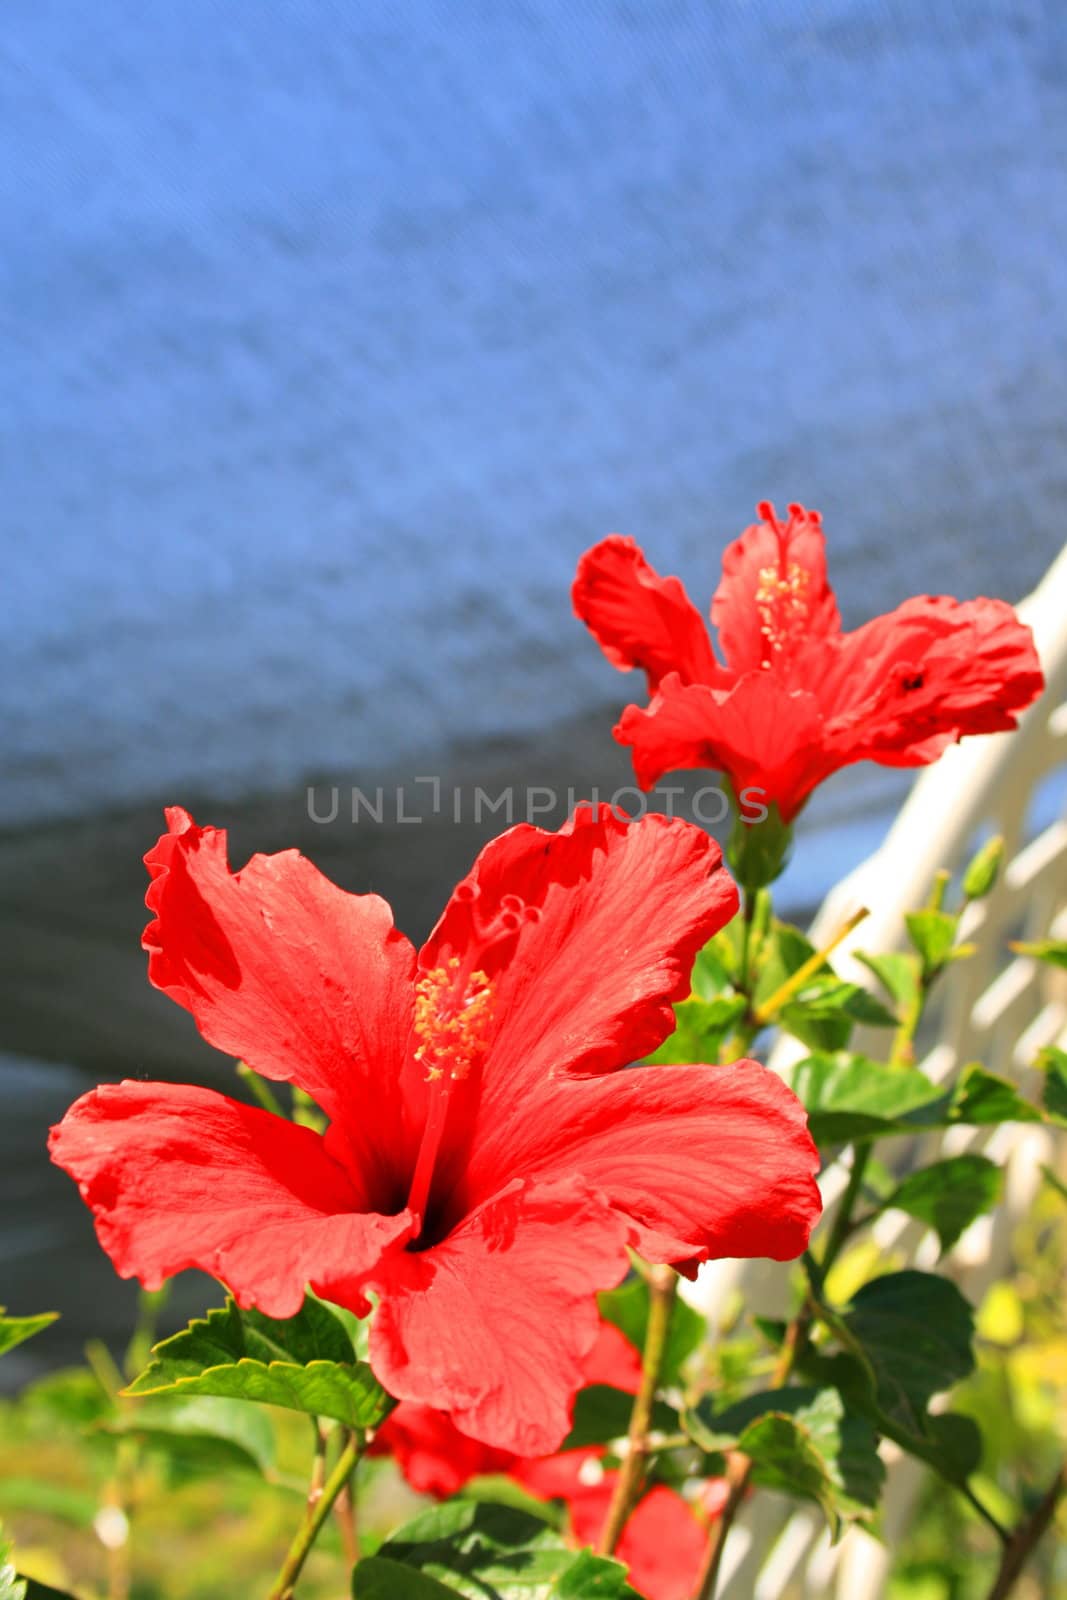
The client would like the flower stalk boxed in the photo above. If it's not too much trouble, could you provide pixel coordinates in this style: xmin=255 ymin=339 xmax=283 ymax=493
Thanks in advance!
xmin=268 ymin=1432 xmax=363 ymax=1600
xmin=596 ymin=1263 xmax=677 ymax=1557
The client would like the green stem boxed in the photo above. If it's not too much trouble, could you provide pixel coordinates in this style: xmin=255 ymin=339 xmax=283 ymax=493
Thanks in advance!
xmin=984 ymin=1464 xmax=1065 ymax=1599
xmin=961 ymin=1481 xmax=1011 ymax=1546
xmin=268 ymin=1433 xmax=363 ymax=1600
xmin=820 ymin=1143 xmax=873 ymax=1274
xmin=237 ymin=1061 xmax=287 ymax=1118
xmin=739 ymin=888 xmax=757 ymax=996
xmin=693 ymin=1302 xmax=814 ymax=1600
xmin=596 ymin=1264 xmax=677 ymax=1556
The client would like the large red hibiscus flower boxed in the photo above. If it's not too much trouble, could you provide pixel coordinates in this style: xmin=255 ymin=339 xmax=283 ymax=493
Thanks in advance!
xmin=50 ymin=803 xmax=819 ymax=1454
xmin=574 ymin=501 xmax=1044 ymax=823
xmin=374 ymin=1321 xmax=722 ymax=1600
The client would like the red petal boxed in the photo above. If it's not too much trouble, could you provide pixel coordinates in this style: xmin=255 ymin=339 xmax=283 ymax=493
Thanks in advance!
xmin=429 ymin=809 xmax=737 ymax=1140
xmin=517 ymin=1459 xmax=711 ymax=1600
xmin=465 ymin=1058 xmax=821 ymax=1268
xmin=369 ymin=1176 xmax=633 ymax=1455
xmin=143 ymin=809 xmax=420 ymax=1195
xmin=616 ymin=670 xmax=832 ymax=822
xmin=711 ymin=502 xmax=841 ymax=674
xmin=49 ymin=1081 xmax=415 ymax=1317
xmin=821 ymin=595 xmax=1045 ymax=761
xmin=370 ymin=1403 xmax=516 ymax=1497
xmin=582 ymin=1320 xmax=643 ymax=1394
xmin=612 ymin=1484 xmax=711 ymax=1600
xmin=573 ymin=536 xmax=722 ymax=692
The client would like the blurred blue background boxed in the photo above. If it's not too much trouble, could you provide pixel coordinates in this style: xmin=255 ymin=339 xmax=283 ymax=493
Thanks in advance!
xmin=1 ymin=0 xmax=1065 ymax=1358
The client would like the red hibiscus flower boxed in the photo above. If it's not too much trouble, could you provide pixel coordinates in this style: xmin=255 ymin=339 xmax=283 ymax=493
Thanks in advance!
xmin=574 ymin=501 xmax=1044 ymax=824
xmin=50 ymin=803 xmax=819 ymax=1454
xmin=375 ymin=1321 xmax=720 ymax=1600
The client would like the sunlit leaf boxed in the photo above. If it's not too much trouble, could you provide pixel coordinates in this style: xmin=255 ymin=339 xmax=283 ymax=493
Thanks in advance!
xmin=790 ymin=1053 xmax=943 ymax=1143
xmin=124 ymin=1298 xmax=389 ymax=1430
xmin=0 ymin=1312 xmax=58 ymax=1361
xmin=103 ymin=1395 xmax=276 ymax=1477
xmin=948 ymin=1064 xmax=1042 ymax=1126
xmin=880 ymin=1155 xmax=1002 ymax=1253
xmin=904 ymin=910 xmax=959 ymax=977
xmin=367 ymin=1500 xmax=640 ymax=1597
xmin=646 ymin=993 xmax=747 ymax=1065
xmin=1012 ymin=939 xmax=1067 ymax=970
xmin=854 ymin=951 xmax=920 ymax=1013
xmin=685 ymin=1385 xmax=884 ymax=1529
xmin=1037 ymin=1046 xmax=1067 ymax=1124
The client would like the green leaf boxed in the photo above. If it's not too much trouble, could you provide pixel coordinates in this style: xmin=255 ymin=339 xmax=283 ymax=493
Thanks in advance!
xmin=124 ymin=1298 xmax=389 ymax=1430
xmin=790 ymin=1053 xmax=943 ymax=1144
xmin=753 ymin=923 xmax=818 ymax=1011
xmin=880 ymin=1155 xmax=1003 ymax=1253
xmin=689 ymin=940 xmax=736 ymax=1000
xmin=854 ymin=950 xmax=921 ymax=1013
xmin=779 ymin=978 xmax=896 ymax=1052
xmin=0 ymin=1527 xmax=25 ymax=1600
xmin=947 ymin=1064 xmax=1042 ymax=1126
xmin=646 ymin=993 xmax=747 ymax=1065
xmin=0 ymin=1311 xmax=58 ymax=1360
xmin=843 ymin=1272 xmax=975 ymax=1454
xmin=355 ymin=1559 xmax=457 ymax=1599
xmin=1012 ymin=939 xmax=1067 ymax=970
xmin=370 ymin=1501 xmax=640 ymax=1598
xmin=598 ymin=1275 xmax=704 ymax=1386
xmin=1038 ymin=1046 xmax=1067 ymax=1124
xmin=685 ymin=1386 xmax=883 ymax=1528
xmin=0 ymin=1479 xmax=97 ymax=1529
xmin=961 ymin=836 xmax=1004 ymax=900
xmin=904 ymin=910 xmax=959 ymax=978
xmin=561 ymin=1384 xmax=675 ymax=1453
xmin=19 ymin=1368 xmax=114 ymax=1430
xmin=103 ymin=1395 xmax=276 ymax=1476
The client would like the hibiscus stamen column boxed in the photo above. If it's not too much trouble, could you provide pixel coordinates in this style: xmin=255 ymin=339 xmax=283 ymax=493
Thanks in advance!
xmin=406 ymin=883 xmax=539 ymax=1230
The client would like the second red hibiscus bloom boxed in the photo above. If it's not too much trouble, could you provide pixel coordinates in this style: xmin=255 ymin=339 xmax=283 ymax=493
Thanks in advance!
xmin=574 ymin=501 xmax=1044 ymax=824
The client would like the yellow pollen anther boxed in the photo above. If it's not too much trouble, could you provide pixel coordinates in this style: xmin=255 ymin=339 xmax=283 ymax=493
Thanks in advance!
xmin=755 ymin=561 xmax=810 ymax=652
xmin=413 ymin=960 xmax=495 ymax=1082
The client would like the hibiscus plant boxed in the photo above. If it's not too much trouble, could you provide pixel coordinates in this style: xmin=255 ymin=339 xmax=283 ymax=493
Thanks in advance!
xmin=4 ymin=504 xmax=1064 ymax=1600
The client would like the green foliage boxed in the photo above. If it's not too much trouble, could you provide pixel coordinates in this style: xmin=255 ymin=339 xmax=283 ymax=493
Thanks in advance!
xmin=598 ymin=1274 xmax=703 ymax=1386
xmin=790 ymin=1052 xmax=943 ymax=1142
xmin=778 ymin=977 xmax=896 ymax=1050
xmin=124 ymin=1297 xmax=390 ymax=1430
xmin=360 ymin=1501 xmax=640 ymax=1598
xmin=560 ymin=1384 xmax=675 ymax=1454
xmin=854 ymin=950 xmax=921 ymax=1013
xmin=810 ymin=1271 xmax=982 ymax=1485
xmin=946 ymin=1064 xmax=1042 ymax=1126
xmin=103 ymin=1395 xmax=277 ymax=1477
xmin=0 ymin=1314 xmax=58 ymax=1362
xmin=879 ymin=1156 xmax=1003 ymax=1254
xmin=0 ymin=1527 xmax=26 ymax=1600
xmin=1037 ymin=1045 xmax=1067 ymax=1123
xmin=646 ymin=993 xmax=747 ymax=1064
xmin=685 ymin=1385 xmax=884 ymax=1534
xmin=904 ymin=910 xmax=962 ymax=979
xmin=1011 ymin=938 xmax=1067 ymax=970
